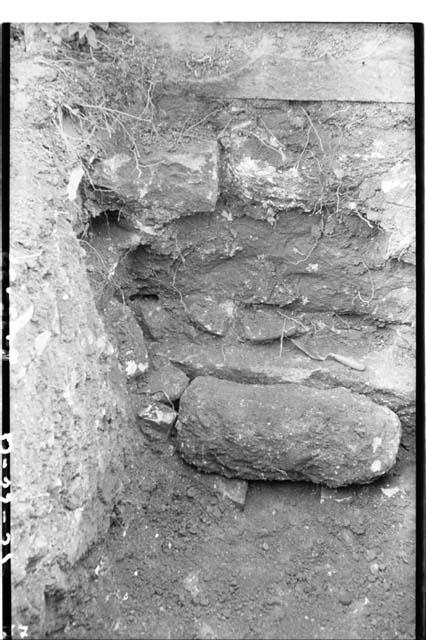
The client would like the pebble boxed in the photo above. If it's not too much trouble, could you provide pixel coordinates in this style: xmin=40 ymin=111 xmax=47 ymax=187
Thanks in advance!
xmin=349 ymin=512 xmax=366 ymax=535
xmin=352 ymin=521 xmax=366 ymax=535
xmin=369 ymin=562 xmax=380 ymax=576
xmin=365 ymin=549 xmax=376 ymax=561
xmin=199 ymin=595 xmax=209 ymax=607
xmin=261 ymin=542 xmax=270 ymax=551
xmin=233 ymin=526 xmax=245 ymax=537
xmin=341 ymin=529 xmax=355 ymax=546
xmin=186 ymin=487 xmax=197 ymax=499
xmin=338 ymin=590 xmax=353 ymax=606
xmin=265 ymin=596 xmax=282 ymax=607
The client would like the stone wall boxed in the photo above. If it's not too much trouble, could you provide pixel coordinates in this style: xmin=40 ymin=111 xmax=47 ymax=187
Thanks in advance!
xmin=84 ymin=22 xmax=415 ymax=481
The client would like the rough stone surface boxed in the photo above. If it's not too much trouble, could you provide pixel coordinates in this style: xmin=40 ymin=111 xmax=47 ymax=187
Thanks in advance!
xmin=159 ymin=333 xmax=415 ymax=423
xmin=222 ymin=127 xmax=316 ymax=213
xmin=361 ymin=161 xmax=416 ymax=264
xmin=142 ymin=360 xmax=190 ymax=402
xmin=208 ymin=475 xmax=249 ymax=510
xmin=238 ymin=308 xmax=309 ymax=343
xmin=102 ymin=298 xmax=149 ymax=378
xmin=125 ymin=205 xmax=415 ymax=325
xmin=138 ymin=402 xmax=177 ymax=434
xmin=175 ymin=377 xmax=401 ymax=487
xmin=90 ymin=141 xmax=219 ymax=222
xmin=82 ymin=218 xmax=148 ymax=310
xmin=186 ymin=295 xmax=236 ymax=336
xmin=128 ymin=297 xmax=172 ymax=341
xmin=220 ymin=110 xmax=415 ymax=266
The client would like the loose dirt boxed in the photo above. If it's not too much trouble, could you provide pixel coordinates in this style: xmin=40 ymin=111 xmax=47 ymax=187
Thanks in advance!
xmin=62 ymin=426 xmax=415 ymax=640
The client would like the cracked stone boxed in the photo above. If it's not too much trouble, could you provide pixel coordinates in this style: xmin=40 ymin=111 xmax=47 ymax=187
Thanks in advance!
xmin=138 ymin=402 xmax=177 ymax=434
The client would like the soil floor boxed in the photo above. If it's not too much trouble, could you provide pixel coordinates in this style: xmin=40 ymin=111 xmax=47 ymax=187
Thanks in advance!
xmin=61 ymin=425 xmax=416 ymax=640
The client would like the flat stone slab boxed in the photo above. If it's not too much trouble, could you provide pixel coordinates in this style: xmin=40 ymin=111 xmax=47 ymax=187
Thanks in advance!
xmin=155 ymin=332 xmax=415 ymax=419
xmin=129 ymin=23 xmax=414 ymax=103
xmin=175 ymin=377 xmax=401 ymax=487
xmin=91 ymin=141 xmax=219 ymax=217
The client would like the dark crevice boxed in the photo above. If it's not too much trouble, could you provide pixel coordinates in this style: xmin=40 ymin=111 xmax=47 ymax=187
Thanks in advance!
xmin=129 ymin=292 xmax=159 ymax=301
